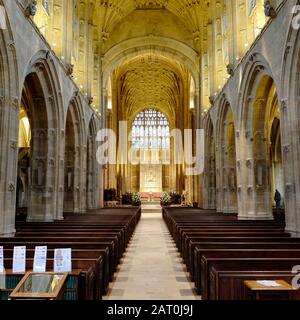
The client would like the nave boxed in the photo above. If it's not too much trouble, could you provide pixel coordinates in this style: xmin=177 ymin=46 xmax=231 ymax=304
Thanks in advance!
xmin=104 ymin=203 xmax=200 ymax=300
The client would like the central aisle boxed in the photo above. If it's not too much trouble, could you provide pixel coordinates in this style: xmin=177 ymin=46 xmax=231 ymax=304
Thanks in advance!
xmin=104 ymin=202 xmax=200 ymax=300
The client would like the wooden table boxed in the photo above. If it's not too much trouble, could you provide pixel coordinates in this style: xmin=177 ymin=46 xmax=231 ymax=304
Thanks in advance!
xmin=244 ymin=280 xmax=297 ymax=300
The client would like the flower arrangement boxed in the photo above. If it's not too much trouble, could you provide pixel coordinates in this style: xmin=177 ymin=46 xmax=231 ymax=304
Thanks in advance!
xmin=160 ymin=192 xmax=171 ymax=206
xmin=131 ymin=192 xmax=141 ymax=206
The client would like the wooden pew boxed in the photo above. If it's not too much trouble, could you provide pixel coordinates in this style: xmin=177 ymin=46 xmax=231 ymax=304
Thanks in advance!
xmin=1 ymin=207 xmax=141 ymax=300
xmin=195 ymin=249 xmax=300 ymax=294
xmin=3 ymin=247 xmax=110 ymax=295
xmin=192 ymin=241 xmax=300 ymax=283
xmin=209 ymin=269 xmax=300 ymax=300
xmin=200 ymin=257 xmax=300 ymax=300
xmin=0 ymin=269 xmax=83 ymax=300
xmin=2 ymin=258 xmax=98 ymax=300
xmin=162 ymin=207 xmax=300 ymax=301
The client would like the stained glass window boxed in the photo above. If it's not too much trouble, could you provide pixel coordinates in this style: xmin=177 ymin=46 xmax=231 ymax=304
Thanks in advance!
xmin=131 ymin=109 xmax=170 ymax=150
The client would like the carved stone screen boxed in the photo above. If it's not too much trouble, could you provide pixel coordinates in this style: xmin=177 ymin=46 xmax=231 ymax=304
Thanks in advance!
xmin=140 ymin=164 xmax=162 ymax=193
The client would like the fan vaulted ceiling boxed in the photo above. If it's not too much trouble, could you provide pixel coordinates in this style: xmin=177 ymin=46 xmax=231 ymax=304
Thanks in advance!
xmin=115 ymin=53 xmax=189 ymax=120
xmin=95 ymin=0 xmax=209 ymax=43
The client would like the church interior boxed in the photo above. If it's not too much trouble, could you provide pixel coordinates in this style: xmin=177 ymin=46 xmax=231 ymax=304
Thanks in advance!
xmin=1 ymin=0 xmax=300 ymax=301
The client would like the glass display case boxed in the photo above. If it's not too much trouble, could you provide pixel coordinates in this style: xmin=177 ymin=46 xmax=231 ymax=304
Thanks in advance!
xmin=9 ymin=272 xmax=68 ymax=300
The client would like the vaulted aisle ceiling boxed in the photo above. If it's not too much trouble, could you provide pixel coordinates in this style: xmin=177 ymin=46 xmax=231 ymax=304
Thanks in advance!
xmin=95 ymin=0 xmax=208 ymax=42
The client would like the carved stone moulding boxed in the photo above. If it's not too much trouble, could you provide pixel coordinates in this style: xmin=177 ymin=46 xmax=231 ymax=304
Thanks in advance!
xmin=8 ymin=182 xmax=15 ymax=192
xmin=246 ymin=159 xmax=252 ymax=168
xmin=285 ymin=183 xmax=295 ymax=194
xmin=284 ymin=43 xmax=293 ymax=59
xmin=283 ymin=144 xmax=290 ymax=154
xmin=245 ymin=131 xmax=252 ymax=140
xmin=48 ymin=158 xmax=55 ymax=166
xmin=280 ymin=99 xmax=288 ymax=112
xmin=247 ymin=184 xmax=253 ymax=190
xmin=10 ymin=140 xmax=18 ymax=150
xmin=248 ymin=53 xmax=256 ymax=63
xmin=12 ymin=97 xmax=19 ymax=110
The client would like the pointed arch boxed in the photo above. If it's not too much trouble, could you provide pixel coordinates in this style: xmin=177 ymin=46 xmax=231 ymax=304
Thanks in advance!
xmin=0 ymin=0 xmax=19 ymax=235
xmin=203 ymin=114 xmax=216 ymax=210
xmin=63 ymin=95 xmax=87 ymax=214
xmin=216 ymin=97 xmax=238 ymax=214
xmin=239 ymin=59 xmax=282 ymax=219
xmin=86 ymin=114 xmax=100 ymax=209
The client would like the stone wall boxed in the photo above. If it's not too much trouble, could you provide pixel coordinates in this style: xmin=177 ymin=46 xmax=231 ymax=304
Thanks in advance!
xmin=205 ymin=0 xmax=300 ymax=232
xmin=0 ymin=0 xmax=102 ymax=236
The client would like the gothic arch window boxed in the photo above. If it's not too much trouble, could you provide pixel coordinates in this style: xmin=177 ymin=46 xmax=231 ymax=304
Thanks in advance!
xmin=131 ymin=109 xmax=170 ymax=150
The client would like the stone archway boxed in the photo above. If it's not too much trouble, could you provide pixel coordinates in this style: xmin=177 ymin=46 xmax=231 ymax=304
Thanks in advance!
xmin=240 ymin=72 xmax=281 ymax=220
xmin=86 ymin=115 xmax=99 ymax=209
xmin=216 ymin=100 xmax=238 ymax=214
xmin=0 ymin=0 xmax=19 ymax=236
xmin=19 ymin=69 xmax=59 ymax=222
xmin=203 ymin=115 xmax=216 ymax=210
xmin=102 ymin=36 xmax=200 ymax=90
xmin=63 ymin=97 xmax=87 ymax=214
xmin=279 ymin=15 xmax=300 ymax=232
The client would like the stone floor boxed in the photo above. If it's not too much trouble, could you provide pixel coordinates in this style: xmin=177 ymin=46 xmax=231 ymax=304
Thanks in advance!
xmin=103 ymin=202 xmax=201 ymax=300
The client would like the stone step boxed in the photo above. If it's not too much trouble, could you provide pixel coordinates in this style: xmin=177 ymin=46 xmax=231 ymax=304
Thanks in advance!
xmin=141 ymin=201 xmax=160 ymax=205
xmin=142 ymin=209 xmax=162 ymax=213
xmin=141 ymin=205 xmax=161 ymax=209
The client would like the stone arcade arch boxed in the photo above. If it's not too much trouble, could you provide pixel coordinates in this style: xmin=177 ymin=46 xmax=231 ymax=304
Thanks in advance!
xmin=20 ymin=66 xmax=59 ymax=222
xmin=86 ymin=115 xmax=99 ymax=210
xmin=103 ymin=44 xmax=198 ymax=201
xmin=102 ymin=36 xmax=200 ymax=90
xmin=203 ymin=115 xmax=216 ymax=210
xmin=240 ymin=67 xmax=282 ymax=220
xmin=0 ymin=0 xmax=19 ymax=236
xmin=281 ymin=13 xmax=300 ymax=232
xmin=216 ymin=100 xmax=238 ymax=214
xmin=63 ymin=97 xmax=87 ymax=214
xmin=16 ymin=106 xmax=30 ymax=214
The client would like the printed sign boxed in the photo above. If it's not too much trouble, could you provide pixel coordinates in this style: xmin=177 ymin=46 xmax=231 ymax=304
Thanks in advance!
xmin=0 ymin=246 xmax=4 ymax=273
xmin=13 ymin=246 xmax=26 ymax=274
xmin=257 ymin=280 xmax=281 ymax=287
xmin=33 ymin=246 xmax=47 ymax=273
xmin=54 ymin=248 xmax=72 ymax=272
xmin=0 ymin=273 xmax=5 ymax=290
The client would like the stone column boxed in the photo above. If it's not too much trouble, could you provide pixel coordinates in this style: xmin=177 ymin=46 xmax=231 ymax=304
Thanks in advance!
xmin=27 ymin=128 xmax=57 ymax=222
xmin=195 ymin=90 xmax=204 ymax=207
xmin=0 ymin=96 xmax=19 ymax=236
xmin=281 ymin=98 xmax=298 ymax=233
xmin=55 ymin=128 xmax=66 ymax=220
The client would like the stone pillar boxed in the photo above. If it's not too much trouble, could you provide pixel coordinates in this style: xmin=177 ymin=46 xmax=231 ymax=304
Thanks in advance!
xmin=215 ymin=144 xmax=223 ymax=213
xmin=195 ymin=90 xmax=204 ymax=207
xmin=0 ymin=96 xmax=19 ymax=236
xmin=97 ymin=86 xmax=107 ymax=208
xmin=222 ymin=153 xmax=238 ymax=214
xmin=56 ymin=128 xmax=66 ymax=220
xmin=280 ymin=98 xmax=298 ymax=233
xmin=237 ymin=128 xmax=273 ymax=220
xmin=27 ymin=128 xmax=57 ymax=222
